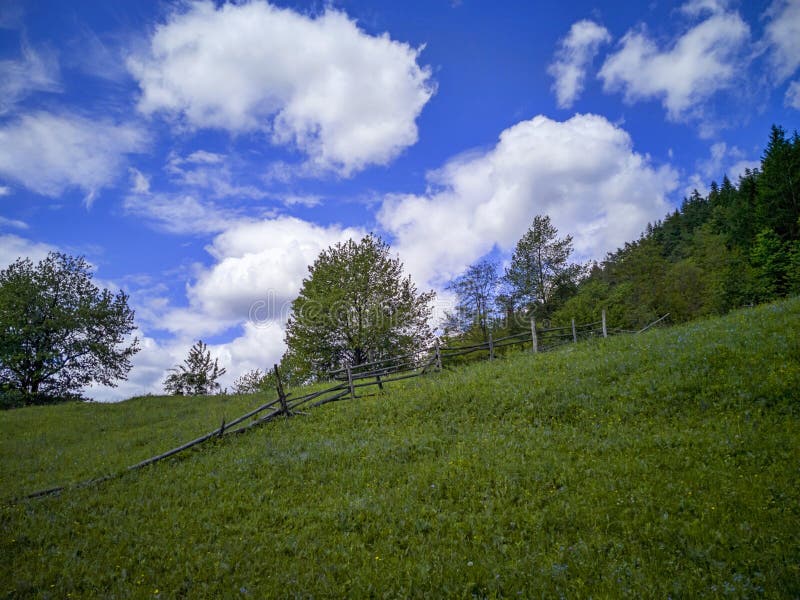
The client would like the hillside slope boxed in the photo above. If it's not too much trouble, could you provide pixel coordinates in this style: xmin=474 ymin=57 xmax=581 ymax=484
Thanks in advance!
xmin=2 ymin=299 xmax=799 ymax=597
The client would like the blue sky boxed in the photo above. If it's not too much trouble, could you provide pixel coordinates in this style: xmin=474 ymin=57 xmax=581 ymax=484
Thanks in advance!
xmin=1 ymin=0 xmax=798 ymax=400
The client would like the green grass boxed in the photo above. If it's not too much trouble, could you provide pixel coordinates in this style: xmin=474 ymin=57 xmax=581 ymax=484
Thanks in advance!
xmin=2 ymin=299 xmax=799 ymax=597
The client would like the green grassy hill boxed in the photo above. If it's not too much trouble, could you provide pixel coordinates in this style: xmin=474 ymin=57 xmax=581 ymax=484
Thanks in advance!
xmin=2 ymin=299 xmax=799 ymax=597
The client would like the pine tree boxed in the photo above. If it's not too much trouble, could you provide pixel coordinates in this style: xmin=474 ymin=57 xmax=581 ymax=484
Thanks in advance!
xmin=163 ymin=340 xmax=227 ymax=396
xmin=757 ymin=125 xmax=800 ymax=240
xmin=504 ymin=215 xmax=584 ymax=322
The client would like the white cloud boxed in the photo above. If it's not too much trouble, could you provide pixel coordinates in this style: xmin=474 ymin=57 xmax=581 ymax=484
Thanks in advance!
xmin=680 ymin=0 xmax=731 ymax=17
xmin=0 ymin=234 xmax=55 ymax=268
xmin=599 ymin=11 xmax=750 ymax=120
xmin=0 ymin=216 xmax=27 ymax=229
xmin=282 ymin=194 xmax=323 ymax=208
xmin=124 ymin=159 xmax=280 ymax=236
xmin=0 ymin=186 xmax=10 ymax=196
xmin=548 ymin=20 xmax=611 ymax=108
xmin=378 ymin=114 xmax=678 ymax=288
xmin=165 ymin=150 xmax=268 ymax=199
xmin=0 ymin=41 xmax=60 ymax=114
xmin=210 ymin=321 xmax=288 ymax=386
xmin=128 ymin=1 xmax=435 ymax=176
xmin=786 ymin=80 xmax=800 ymax=109
xmin=129 ymin=168 xmax=150 ymax=194
xmin=186 ymin=216 xmax=364 ymax=325
xmin=0 ymin=112 xmax=148 ymax=205
xmin=763 ymin=0 xmax=800 ymax=82
xmin=123 ymin=190 xmax=247 ymax=235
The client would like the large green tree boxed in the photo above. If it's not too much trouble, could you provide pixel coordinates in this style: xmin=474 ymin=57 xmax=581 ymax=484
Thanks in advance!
xmin=504 ymin=215 xmax=584 ymax=322
xmin=285 ymin=234 xmax=435 ymax=378
xmin=0 ymin=252 xmax=139 ymax=407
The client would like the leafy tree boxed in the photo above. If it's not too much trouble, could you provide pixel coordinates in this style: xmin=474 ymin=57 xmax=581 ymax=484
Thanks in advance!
xmin=0 ymin=252 xmax=139 ymax=407
xmin=445 ymin=258 xmax=500 ymax=341
xmin=163 ymin=340 xmax=226 ymax=396
xmin=285 ymin=234 xmax=435 ymax=377
xmin=232 ymin=366 xmax=289 ymax=395
xmin=232 ymin=368 xmax=269 ymax=395
xmin=504 ymin=215 xmax=584 ymax=322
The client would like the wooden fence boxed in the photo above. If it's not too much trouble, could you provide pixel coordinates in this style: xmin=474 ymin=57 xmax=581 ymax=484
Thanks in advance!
xmin=17 ymin=311 xmax=668 ymax=502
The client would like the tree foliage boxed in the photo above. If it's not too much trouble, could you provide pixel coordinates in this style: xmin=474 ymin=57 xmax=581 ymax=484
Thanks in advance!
xmin=232 ymin=368 xmax=269 ymax=395
xmin=163 ymin=340 xmax=227 ymax=396
xmin=285 ymin=234 xmax=435 ymax=378
xmin=504 ymin=215 xmax=584 ymax=322
xmin=0 ymin=252 xmax=139 ymax=407
xmin=555 ymin=124 xmax=800 ymax=329
xmin=231 ymin=367 xmax=288 ymax=395
xmin=445 ymin=259 xmax=500 ymax=341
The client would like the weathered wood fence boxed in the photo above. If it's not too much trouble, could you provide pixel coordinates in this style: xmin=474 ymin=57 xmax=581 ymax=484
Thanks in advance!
xmin=18 ymin=311 xmax=668 ymax=502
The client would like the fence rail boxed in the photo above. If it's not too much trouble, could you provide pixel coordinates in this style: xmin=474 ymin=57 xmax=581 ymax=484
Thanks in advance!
xmin=14 ymin=311 xmax=669 ymax=503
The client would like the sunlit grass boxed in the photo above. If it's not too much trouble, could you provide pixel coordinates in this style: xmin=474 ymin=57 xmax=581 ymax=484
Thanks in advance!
xmin=1 ymin=298 xmax=799 ymax=597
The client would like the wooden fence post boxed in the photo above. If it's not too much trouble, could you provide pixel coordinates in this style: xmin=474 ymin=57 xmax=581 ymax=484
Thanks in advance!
xmin=346 ymin=366 xmax=356 ymax=399
xmin=435 ymin=340 xmax=442 ymax=371
xmin=602 ymin=309 xmax=607 ymax=338
xmin=489 ymin=333 xmax=494 ymax=360
xmin=531 ymin=318 xmax=538 ymax=353
xmin=369 ymin=351 xmax=383 ymax=390
xmin=572 ymin=318 xmax=577 ymax=343
xmin=274 ymin=364 xmax=289 ymax=415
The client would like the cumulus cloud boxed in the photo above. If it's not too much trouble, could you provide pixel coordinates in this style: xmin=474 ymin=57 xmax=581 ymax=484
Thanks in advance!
xmin=128 ymin=1 xmax=435 ymax=176
xmin=598 ymin=11 xmax=750 ymax=121
xmin=186 ymin=216 xmax=364 ymax=325
xmin=0 ymin=233 xmax=55 ymax=268
xmin=548 ymin=20 xmax=611 ymax=109
xmin=0 ymin=112 xmax=147 ymax=205
xmin=0 ymin=41 xmax=60 ymax=114
xmin=763 ymin=0 xmax=800 ymax=82
xmin=378 ymin=114 xmax=678 ymax=288
xmin=210 ymin=322 xmax=289 ymax=386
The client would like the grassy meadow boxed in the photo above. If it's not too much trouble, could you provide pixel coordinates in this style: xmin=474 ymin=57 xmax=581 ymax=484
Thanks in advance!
xmin=1 ymin=298 xmax=799 ymax=597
